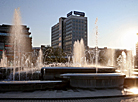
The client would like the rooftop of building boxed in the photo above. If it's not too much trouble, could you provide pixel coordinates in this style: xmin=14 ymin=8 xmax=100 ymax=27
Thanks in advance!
xmin=67 ymin=11 xmax=85 ymax=17
xmin=0 ymin=24 xmax=31 ymax=35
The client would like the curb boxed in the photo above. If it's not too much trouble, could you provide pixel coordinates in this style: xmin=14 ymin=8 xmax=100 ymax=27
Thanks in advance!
xmin=0 ymin=94 xmax=138 ymax=100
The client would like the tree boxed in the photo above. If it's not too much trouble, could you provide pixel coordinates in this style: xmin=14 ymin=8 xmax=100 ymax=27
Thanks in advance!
xmin=43 ymin=47 xmax=67 ymax=64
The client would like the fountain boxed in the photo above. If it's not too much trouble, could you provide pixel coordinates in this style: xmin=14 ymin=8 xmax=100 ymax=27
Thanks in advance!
xmin=0 ymin=50 xmax=8 ymax=68
xmin=36 ymin=49 xmax=43 ymax=70
xmin=107 ymin=49 xmax=115 ymax=66
xmin=0 ymin=8 xmax=136 ymax=91
xmin=119 ymin=51 xmax=138 ymax=88
xmin=42 ymin=18 xmax=125 ymax=89
xmin=117 ymin=51 xmax=133 ymax=77
xmin=95 ymin=17 xmax=98 ymax=73
xmin=73 ymin=39 xmax=85 ymax=67
xmin=6 ymin=8 xmax=45 ymax=81
xmin=0 ymin=8 xmax=66 ymax=91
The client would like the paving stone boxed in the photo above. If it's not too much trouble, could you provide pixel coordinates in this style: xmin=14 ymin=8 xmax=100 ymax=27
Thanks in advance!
xmin=0 ymin=97 xmax=138 ymax=102
xmin=0 ymin=88 xmax=137 ymax=99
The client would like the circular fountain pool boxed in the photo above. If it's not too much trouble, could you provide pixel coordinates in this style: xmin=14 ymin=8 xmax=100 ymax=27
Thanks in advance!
xmin=61 ymin=73 xmax=126 ymax=89
xmin=41 ymin=66 xmax=117 ymax=80
xmin=0 ymin=80 xmax=66 ymax=92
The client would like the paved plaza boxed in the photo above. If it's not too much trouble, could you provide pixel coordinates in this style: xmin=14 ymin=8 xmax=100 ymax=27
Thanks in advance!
xmin=0 ymin=88 xmax=124 ymax=98
xmin=0 ymin=88 xmax=138 ymax=102
xmin=0 ymin=97 xmax=138 ymax=102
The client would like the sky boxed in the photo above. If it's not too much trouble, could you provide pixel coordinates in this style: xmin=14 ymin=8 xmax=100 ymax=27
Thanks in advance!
xmin=0 ymin=0 xmax=138 ymax=51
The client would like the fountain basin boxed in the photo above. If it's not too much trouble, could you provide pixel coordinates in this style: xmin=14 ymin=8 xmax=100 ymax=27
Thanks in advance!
xmin=9 ymin=71 xmax=41 ymax=80
xmin=0 ymin=80 xmax=67 ymax=92
xmin=0 ymin=66 xmax=41 ymax=80
xmin=124 ymin=77 xmax=138 ymax=88
xmin=41 ymin=66 xmax=117 ymax=80
xmin=61 ymin=73 xmax=126 ymax=89
xmin=0 ymin=67 xmax=24 ymax=80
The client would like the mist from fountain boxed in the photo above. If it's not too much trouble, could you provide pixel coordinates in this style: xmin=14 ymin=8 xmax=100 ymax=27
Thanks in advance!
xmin=5 ymin=8 xmax=43 ymax=81
xmin=111 ymin=49 xmax=115 ymax=66
xmin=73 ymin=39 xmax=85 ymax=67
xmin=117 ymin=51 xmax=134 ymax=77
xmin=126 ymin=51 xmax=134 ymax=77
xmin=95 ymin=17 xmax=98 ymax=73
xmin=107 ymin=49 xmax=115 ymax=66
xmin=10 ymin=8 xmax=25 ymax=80
xmin=0 ymin=50 xmax=7 ymax=68
xmin=36 ymin=49 xmax=43 ymax=70
xmin=68 ymin=56 xmax=70 ymax=67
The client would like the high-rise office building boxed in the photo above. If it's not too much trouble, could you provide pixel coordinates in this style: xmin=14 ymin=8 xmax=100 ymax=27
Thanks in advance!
xmin=51 ymin=11 xmax=87 ymax=54
xmin=0 ymin=24 xmax=32 ymax=60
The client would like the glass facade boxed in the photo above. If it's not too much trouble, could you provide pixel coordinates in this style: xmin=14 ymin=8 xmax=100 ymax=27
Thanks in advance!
xmin=0 ymin=24 xmax=32 ymax=60
xmin=51 ymin=11 xmax=87 ymax=55
xmin=51 ymin=23 xmax=59 ymax=48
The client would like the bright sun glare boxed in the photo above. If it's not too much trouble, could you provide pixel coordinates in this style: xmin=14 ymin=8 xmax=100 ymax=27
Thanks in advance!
xmin=121 ymin=29 xmax=138 ymax=55
xmin=129 ymin=88 xmax=138 ymax=94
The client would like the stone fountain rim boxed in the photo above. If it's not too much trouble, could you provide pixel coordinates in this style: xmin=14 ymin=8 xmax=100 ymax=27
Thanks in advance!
xmin=0 ymin=80 xmax=62 ymax=84
xmin=61 ymin=73 xmax=126 ymax=77
xmin=125 ymin=76 xmax=138 ymax=78
xmin=42 ymin=66 xmax=116 ymax=69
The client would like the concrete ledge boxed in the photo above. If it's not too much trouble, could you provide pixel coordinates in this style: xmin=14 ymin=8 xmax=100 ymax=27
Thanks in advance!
xmin=124 ymin=77 xmax=138 ymax=88
xmin=0 ymin=94 xmax=138 ymax=100
xmin=41 ymin=66 xmax=117 ymax=80
xmin=61 ymin=73 xmax=126 ymax=88
xmin=0 ymin=80 xmax=67 ymax=92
